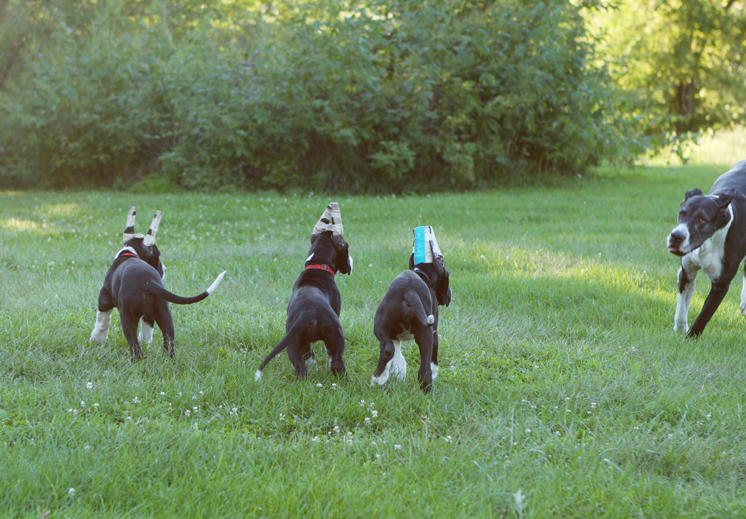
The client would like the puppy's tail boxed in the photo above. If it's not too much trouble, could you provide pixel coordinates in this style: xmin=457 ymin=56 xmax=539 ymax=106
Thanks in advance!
xmin=403 ymin=292 xmax=435 ymax=327
xmin=255 ymin=316 xmax=310 ymax=381
xmin=145 ymin=271 xmax=226 ymax=305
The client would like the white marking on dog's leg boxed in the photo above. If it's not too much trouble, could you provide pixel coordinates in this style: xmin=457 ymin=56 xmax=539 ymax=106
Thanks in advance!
xmin=305 ymin=356 xmax=317 ymax=368
xmin=740 ymin=272 xmax=746 ymax=317
xmin=206 ymin=271 xmax=226 ymax=295
xmin=674 ymin=267 xmax=697 ymax=333
xmin=430 ymin=362 xmax=439 ymax=380
xmin=90 ymin=310 xmax=113 ymax=343
xmin=254 ymin=370 xmax=263 ymax=382
xmin=138 ymin=319 xmax=154 ymax=345
xmin=389 ymin=340 xmax=407 ymax=381
xmin=370 ymin=359 xmax=393 ymax=387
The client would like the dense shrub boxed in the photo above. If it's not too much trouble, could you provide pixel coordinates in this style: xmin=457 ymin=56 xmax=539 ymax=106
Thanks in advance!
xmin=0 ymin=0 xmax=637 ymax=192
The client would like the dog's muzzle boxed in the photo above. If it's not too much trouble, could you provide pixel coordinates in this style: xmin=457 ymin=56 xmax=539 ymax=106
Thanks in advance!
xmin=667 ymin=230 xmax=687 ymax=256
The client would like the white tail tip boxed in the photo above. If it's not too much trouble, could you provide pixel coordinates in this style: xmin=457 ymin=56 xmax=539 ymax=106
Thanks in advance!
xmin=427 ymin=315 xmax=435 ymax=325
xmin=254 ymin=369 xmax=263 ymax=382
xmin=206 ymin=271 xmax=227 ymax=295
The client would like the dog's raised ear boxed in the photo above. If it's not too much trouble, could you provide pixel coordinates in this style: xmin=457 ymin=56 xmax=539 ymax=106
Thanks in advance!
xmin=143 ymin=210 xmax=163 ymax=247
xmin=123 ymin=206 xmax=137 ymax=244
xmin=684 ymin=188 xmax=703 ymax=202
xmin=408 ymin=253 xmax=415 ymax=270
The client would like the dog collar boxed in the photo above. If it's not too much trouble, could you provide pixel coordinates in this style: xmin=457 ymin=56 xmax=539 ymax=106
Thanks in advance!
xmin=306 ymin=264 xmax=335 ymax=275
xmin=115 ymin=246 xmax=140 ymax=260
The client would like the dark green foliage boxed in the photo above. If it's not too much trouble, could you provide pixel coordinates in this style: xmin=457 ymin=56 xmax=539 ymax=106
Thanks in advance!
xmin=0 ymin=0 xmax=635 ymax=191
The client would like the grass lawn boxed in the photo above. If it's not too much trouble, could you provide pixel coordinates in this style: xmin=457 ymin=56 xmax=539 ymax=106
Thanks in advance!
xmin=1 ymin=163 xmax=745 ymax=518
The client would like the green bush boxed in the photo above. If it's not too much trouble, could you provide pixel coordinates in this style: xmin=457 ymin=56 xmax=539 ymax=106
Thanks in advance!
xmin=0 ymin=0 xmax=637 ymax=192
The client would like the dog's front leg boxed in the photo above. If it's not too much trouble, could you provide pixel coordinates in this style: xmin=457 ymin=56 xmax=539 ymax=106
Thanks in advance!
xmin=674 ymin=265 xmax=698 ymax=333
xmin=138 ymin=317 xmax=155 ymax=346
xmin=90 ymin=309 xmax=113 ymax=343
xmin=688 ymin=281 xmax=730 ymax=338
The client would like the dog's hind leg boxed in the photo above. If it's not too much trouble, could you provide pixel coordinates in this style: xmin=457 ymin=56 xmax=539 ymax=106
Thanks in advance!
xmin=739 ymin=264 xmax=746 ymax=317
xmin=389 ymin=340 xmax=407 ymax=381
xmin=371 ymin=339 xmax=395 ymax=387
xmin=414 ymin=326 xmax=434 ymax=393
xmin=153 ymin=302 xmax=175 ymax=358
xmin=324 ymin=326 xmax=347 ymax=376
xmin=287 ymin=341 xmax=309 ymax=378
xmin=120 ymin=313 xmax=144 ymax=360
xmin=430 ymin=330 xmax=439 ymax=381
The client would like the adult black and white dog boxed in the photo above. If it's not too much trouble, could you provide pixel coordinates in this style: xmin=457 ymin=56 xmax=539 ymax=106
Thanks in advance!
xmin=255 ymin=203 xmax=353 ymax=381
xmin=667 ymin=159 xmax=746 ymax=337
xmin=371 ymin=228 xmax=451 ymax=393
xmin=90 ymin=207 xmax=226 ymax=359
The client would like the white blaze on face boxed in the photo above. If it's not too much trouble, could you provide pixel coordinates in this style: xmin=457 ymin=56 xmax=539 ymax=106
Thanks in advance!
xmin=667 ymin=222 xmax=691 ymax=251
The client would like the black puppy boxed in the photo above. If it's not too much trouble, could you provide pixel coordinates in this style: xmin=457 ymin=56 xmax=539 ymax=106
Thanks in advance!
xmin=667 ymin=159 xmax=746 ymax=337
xmin=371 ymin=252 xmax=451 ymax=393
xmin=90 ymin=207 xmax=226 ymax=359
xmin=255 ymin=203 xmax=353 ymax=380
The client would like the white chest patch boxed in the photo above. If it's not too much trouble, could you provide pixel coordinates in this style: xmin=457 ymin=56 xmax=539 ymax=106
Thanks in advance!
xmin=684 ymin=208 xmax=733 ymax=280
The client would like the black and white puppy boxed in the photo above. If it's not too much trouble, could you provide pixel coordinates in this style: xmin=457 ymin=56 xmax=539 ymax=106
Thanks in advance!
xmin=255 ymin=203 xmax=353 ymax=380
xmin=371 ymin=253 xmax=451 ymax=393
xmin=667 ymin=159 xmax=746 ymax=337
xmin=90 ymin=207 xmax=226 ymax=359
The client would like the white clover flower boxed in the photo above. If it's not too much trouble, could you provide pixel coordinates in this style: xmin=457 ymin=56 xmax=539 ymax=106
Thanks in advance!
xmin=279 ymin=413 xmax=285 ymax=421
xmin=86 ymin=382 xmax=93 ymax=389
xmin=312 ymin=436 xmax=320 ymax=443
xmin=316 ymin=383 xmax=323 ymax=388
xmin=160 ymin=392 xmax=165 ymax=396
xmin=333 ymin=426 xmax=341 ymax=434
xmin=68 ymin=488 xmax=76 ymax=497
xmin=133 ymin=397 xmax=140 ymax=404
xmin=394 ymin=445 xmax=402 ymax=450
xmin=444 ymin=436 xmax=452 ymax=443
xmin=192 ymin=423 xmax=199 ymax=430
xmin=332 ymin=384 xmax=337 ymax=390
xmin=371 ymin=410 xmax=378 ymax=418
xmin=364 ymin=417 xmax=371 ymax=425
xmin=359 ymin=400 xmax=366 ymax=407
xmin=93 ymin=403 xmax=99 ymax=408
xmin=525 ymin=428 xmax=531 ymax=433
xmin=185 ymin=410 xmax=191 ymax=417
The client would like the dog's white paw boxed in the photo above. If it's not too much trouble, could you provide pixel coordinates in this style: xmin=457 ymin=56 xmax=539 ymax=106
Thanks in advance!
xmin=371 ymin=362 xmax=391 ymax=387
xmin=89 ymin=330 xmax=109 ymax=343
xmin=430 ymin=362 xmax=439 ymax=380
xmin=673 ymin=322 xmax=688 ymax=333
xmin=305 ymin=356 xmax=317 ymax=368
xmin=254 ymin=370 xmax=263 ymax=382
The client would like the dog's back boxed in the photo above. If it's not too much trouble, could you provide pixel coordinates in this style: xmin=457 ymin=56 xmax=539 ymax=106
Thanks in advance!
xmin=710 ymin=159 xmax=746 ymax=196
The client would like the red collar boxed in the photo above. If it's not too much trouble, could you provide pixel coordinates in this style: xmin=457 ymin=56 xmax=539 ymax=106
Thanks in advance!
xmin=119 ymin=251 xmax=140 ymax=259
xmin=305 ymin=264 xmax=335 ymax=275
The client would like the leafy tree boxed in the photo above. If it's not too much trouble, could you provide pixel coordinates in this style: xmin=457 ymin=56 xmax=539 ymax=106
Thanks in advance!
xmin=592 ymin=0 xmax=746 ymax=148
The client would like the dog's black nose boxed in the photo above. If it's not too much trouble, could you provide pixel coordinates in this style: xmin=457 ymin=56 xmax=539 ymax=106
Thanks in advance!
xmin=668 ymin=230 xmax=685 ymax=245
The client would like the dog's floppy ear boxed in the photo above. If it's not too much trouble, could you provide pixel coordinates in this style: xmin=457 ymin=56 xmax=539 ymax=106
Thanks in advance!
xmin=436 ymin=269 xmax=451 ymax=307
xmin=332 ymin=234 xmax=353 ymax=275
xmin=715 ymin=188 xmax=736 ymax=211
xmin=684 ymin=188 xmax=703 ymax=202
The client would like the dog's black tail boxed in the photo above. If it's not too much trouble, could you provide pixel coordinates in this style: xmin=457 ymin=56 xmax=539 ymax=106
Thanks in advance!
xmin=255 ymin=314 xmax=313 ymax=381
xmin=144 ymin=271 xmax=226 ymax=304
xmin=403 ymin=291 xmax=435 ymax=327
